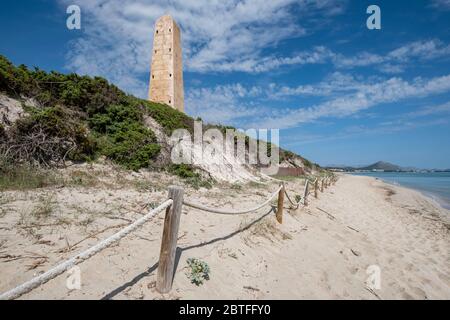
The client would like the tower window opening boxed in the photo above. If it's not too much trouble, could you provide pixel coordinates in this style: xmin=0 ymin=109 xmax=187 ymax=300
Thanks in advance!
xmin=169 ymin=100 xmax=171 ymax=104
xmin=169 ymin=48 xmax=171 ymax=52
xmin=152 ymin=75 xmax=154 ymax=79
xmin=169 ymin=73 xmax=172 ymax=77
xmin=156 ymin=30 xmax=158 ymax=34
xmin=169 ymin=28 xmax=171 ymax=32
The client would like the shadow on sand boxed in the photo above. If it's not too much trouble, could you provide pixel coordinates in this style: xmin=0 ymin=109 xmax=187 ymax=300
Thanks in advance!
xmin=101 ymin=207 xmax=275 ymax=300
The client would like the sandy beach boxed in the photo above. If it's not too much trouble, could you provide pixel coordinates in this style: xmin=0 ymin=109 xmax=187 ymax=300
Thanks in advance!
xmin=0 ymin=170 xmax=449 ymax=300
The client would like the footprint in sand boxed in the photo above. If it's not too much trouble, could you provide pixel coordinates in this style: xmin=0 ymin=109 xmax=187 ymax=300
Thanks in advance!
xmin=437 ymin=272 xmax=450 ymax=283
xmin=333 ymin=233 xmax=346 ymax=242
xmin=402 ymin=292 xmax=415 ymax=300
xmin=350 ymin=267 xmax=359 ymax=275
xmin=410 ymin=287 xmax=427 ymax=299
xmin=426 ymin=257 xmax=437 ymax=264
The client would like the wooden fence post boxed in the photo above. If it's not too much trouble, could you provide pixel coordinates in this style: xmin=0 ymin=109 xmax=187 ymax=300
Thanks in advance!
xmin=321 ymin=178 xmax=324 ymax=192
xmin=276 ymin=184 xmax=284 ymax=224
xmin=314 ymin=179 xmax=318 ymax=198
xmin=156 ymin=186 xmax=184 ymax=294
xmin=303 ymin=180 xmax=309 ymax=206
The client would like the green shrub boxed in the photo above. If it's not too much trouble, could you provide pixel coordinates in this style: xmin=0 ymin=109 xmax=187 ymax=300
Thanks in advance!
xmin=302 ymin=157 xmax=313 ymax=169
xmin=8 ymin=106 xmax=96 ymax=164
xmin=168 ymin=164 xmax=213 ymax=189
xmin=91 ymin=104 xmax=160 ymax=171
xmin=168 ymin=164 xmax=198 ymax=178
xmin=186 ymin=258 xmax=210 ymax=286
xmin=143 ymin=100 xmax=193 ymax=135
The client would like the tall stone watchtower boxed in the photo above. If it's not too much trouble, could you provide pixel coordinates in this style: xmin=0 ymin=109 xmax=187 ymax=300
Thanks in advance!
xmin=148 ymin=15 xmax=184 ymax=113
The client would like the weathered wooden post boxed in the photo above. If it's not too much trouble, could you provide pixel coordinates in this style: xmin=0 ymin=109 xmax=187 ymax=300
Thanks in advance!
xmin=156 ymin=186 xmax=184 ymax=294
xmin=276 ymin=184 xmax=284 ymax=224
xmin=314 ymin=179 xmax=318 ymax=198
xmin=321 ymin=178 xmax=324 ymax=192
xmin=303 ymin=180 xmax=309 ymax=206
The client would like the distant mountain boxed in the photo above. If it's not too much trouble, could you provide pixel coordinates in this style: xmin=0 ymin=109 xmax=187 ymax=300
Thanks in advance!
xmin=326 ymin=161 xmax=450 ymax=172
xmin=326 ymin=161 xmax=417 ymax=172
xmin=359 ymin=161 xmax=403 ymax=171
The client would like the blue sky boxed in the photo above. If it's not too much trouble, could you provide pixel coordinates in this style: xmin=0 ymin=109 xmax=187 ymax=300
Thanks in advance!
xmin=1 ymin=0 xmax=450 ymax=168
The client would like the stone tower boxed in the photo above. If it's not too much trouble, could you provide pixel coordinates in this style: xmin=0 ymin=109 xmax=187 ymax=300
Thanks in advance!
xmin=148 ymin=15 xmax=184 ymax=113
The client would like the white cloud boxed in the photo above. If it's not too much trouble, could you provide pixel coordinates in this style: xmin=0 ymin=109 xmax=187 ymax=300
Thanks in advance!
xmin=267 ymin=72 xmax=365 ymax=98
xmin=59 ymin=0 xmax=345 ymax=96
xmin=185 ymin=84 xmax=263 ymax=125
xmin=387 ymin=39 xmax=450 ymax=61
xmin=283 ymin=118 xmax=449 ymax=147
xmin=405 ymin=101 xmax=450 ymax=118
xmin=246 ymin=74 xmax=450 ymax=128
xmin=332 ymin=39 xmax=450 ymax=72
xmin=190 ymin=38 xmax=450 ymax=75
xmin=430 ymin=0 xmax=450 ymax=10
xmin=185 ymin=73 xmax=450 ymax=128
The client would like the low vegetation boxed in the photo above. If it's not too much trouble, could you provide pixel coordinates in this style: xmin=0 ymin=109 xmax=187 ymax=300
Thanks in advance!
xmin=0 ymin=54 xmax=319 ymax=188
xmin=0 ymin=55 xmax=190 ymax=172
xmin=0 ymin=157 xmax=62 ymax=191
xmin=168 ymin=164 xmax=214 ymax=189
xmin=186 ymin=258 xmax=210 ymax=286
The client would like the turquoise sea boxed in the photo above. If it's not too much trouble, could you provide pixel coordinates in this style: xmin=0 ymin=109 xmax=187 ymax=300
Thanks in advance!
xmin=351 ymin=172 xmax=450 ymax=210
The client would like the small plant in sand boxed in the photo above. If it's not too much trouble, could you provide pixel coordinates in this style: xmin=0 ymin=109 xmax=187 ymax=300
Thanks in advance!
xmin=186 ymin=258 xmax=210 ymax=286
xmin=295 ymin=195 xmax=302 ymax=203
xmin=32 ymin=194 xmax=56 ymax=219
xmin=230 ymin=183 xmax=242 ymax=190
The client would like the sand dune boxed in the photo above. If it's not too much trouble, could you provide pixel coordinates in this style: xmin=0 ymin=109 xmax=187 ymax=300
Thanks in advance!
xmin=0 ymin=172 xmax=448 ymax=299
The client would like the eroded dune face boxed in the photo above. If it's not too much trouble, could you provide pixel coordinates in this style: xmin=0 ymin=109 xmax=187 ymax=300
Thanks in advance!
xmin=175 ymin=135 xmax=267 ymax=183
xmin=0 ymin=95 xmax=26 ymax=127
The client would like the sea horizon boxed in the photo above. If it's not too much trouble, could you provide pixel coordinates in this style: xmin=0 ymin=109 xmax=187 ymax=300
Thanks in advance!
xmin=350 ymin=171 xmax=450 ymax=211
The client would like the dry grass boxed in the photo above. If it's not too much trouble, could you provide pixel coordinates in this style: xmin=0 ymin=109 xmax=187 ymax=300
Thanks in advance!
xmin=66 ymin=170 xmax=101 ymax=188
xmin=0 ymin=162 xmax=63 ymax=191
xmin=241 ymin=217 xmax=292 ymax=246
xmin=0 ymin=194 xmax=12 ymax=218
xmin=31 ymin=194 xmax=56 ymax=219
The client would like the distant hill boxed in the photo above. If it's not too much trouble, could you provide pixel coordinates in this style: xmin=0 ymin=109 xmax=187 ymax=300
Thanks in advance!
xmin=326 ymin=161 xmax=450 ymax=172
xmin=326 ymin=161 xmax=416 ymax=172
xmin=359 ymin=161 xmax=403 ymax=171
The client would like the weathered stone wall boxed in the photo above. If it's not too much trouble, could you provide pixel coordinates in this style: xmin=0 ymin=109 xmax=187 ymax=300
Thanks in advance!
xmin=148 ymin=15 xmax=184 ymax=113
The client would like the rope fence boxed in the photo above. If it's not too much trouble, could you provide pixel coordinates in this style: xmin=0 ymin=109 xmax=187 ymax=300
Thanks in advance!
xmin=0 ymin=200 xmax=173 ymax=300
xmin=183 ymin=186 xmax=282 ymax=215
xmin=0 ymin=174 xmax=338 ymax=299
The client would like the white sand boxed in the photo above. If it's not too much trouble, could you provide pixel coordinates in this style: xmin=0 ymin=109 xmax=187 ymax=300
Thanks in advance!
xmin=0 ymin=171 xmax=449 ymax=299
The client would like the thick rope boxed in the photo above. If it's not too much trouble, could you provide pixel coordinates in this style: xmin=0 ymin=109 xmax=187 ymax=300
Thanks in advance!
xmin=0 ymin=199 xmax=173 ymax=301
xmin=183 ymin=186 xmax=282 ymax=215
xmin=284 ymin=188 xmax=300 ymax=209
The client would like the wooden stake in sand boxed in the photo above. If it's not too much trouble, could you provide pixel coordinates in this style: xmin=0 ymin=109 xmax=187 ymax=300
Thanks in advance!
xmin=276 ymin=184 xmax=285 ymax=224
xmin=157 ymin=186 xmax=184 ymax=293
xmin=303 ymin=180 xmax=309 ymax=206
xmin=314 ymin=179 xmax=318 ymax=198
